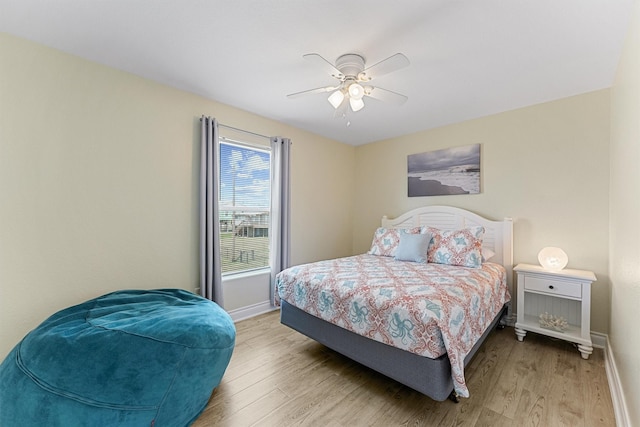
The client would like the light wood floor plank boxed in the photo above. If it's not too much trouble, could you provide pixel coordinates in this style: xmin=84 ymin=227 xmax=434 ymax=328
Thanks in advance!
xmin=513 ymin=388 xmax=549 ymax=427
xmin=482 ymin=352 xmax=524 ymax=419
xmin=474 ymin=407 xmax=514 ymax=427
xmin=546 ymin=375 xmax=586 ymax=427
xmin=192 ymin=311 xmax=616 ymax=427
xmin=221 ymin=388 xmax=290 ymax=427
xmin=253 ymin=374 xmax=355 ymax=426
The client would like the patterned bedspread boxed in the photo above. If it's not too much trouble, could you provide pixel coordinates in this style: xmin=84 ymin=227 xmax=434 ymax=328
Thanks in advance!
xmin=275 ymin=254 xmax=510 ymax=398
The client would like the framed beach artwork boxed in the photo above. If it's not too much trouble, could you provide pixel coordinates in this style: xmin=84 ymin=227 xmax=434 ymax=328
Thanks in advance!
xmin=407 ymin=144 xmax=480 ymax=197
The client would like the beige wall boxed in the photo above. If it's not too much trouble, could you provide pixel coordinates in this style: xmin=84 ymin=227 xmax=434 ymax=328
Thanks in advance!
xmin=610 ymin=0 xmax=640 ymax=423
xmin=0 ymin=33 xmax=355 ymax=359
xmin=353 ymin=91 xmax=611 ymax=334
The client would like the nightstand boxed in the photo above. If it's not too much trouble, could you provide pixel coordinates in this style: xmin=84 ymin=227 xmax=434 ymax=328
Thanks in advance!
xmin=514 ymin=263 xmax=596 ymax=359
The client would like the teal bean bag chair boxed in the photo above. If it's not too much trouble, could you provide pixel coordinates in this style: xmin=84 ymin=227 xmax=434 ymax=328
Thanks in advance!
xmin=0 ymin=289 xmax=235 ymax=426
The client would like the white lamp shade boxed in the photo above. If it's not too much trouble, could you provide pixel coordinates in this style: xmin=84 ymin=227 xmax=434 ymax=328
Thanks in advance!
xmin=349 ymin=97 xmax=364 ymax=112
xmin=327 ymin=90 xmax=344 ymax=109
xmin=348 ymin=83 xmax=365 ymax=100
xmin=538 ymin=247 xmax=568 ymax=271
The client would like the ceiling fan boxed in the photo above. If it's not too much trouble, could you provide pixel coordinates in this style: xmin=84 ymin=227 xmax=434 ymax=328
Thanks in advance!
xmin=287 ymin=52 xmax=410 ymax=117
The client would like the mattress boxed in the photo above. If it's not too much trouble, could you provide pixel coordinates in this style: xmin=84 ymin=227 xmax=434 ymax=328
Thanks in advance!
xmin=275 ymin=254 xmax=510 ymax=397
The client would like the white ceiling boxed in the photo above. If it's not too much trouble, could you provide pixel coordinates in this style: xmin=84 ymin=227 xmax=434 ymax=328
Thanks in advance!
xmin=0 ymin=1 xmax=633 ymax=145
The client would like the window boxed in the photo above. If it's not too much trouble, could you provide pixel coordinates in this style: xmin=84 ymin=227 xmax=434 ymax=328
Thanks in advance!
xmin=219 ymin=139 xmax=271 ymax=275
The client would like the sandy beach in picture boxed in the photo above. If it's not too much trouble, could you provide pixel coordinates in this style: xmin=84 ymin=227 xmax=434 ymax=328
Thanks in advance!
xmin=407 ymin=144 xmax=480 ymax=197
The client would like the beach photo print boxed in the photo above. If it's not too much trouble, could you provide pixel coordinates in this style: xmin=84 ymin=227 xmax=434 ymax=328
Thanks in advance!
xmin=407 ymin=144 xmax=480 ymax=197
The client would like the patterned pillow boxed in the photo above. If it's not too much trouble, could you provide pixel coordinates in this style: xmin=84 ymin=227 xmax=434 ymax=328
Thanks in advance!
xmin=425 ymin=226 xmax=485 ymax=268
xmin=368 ymin=227 xmax=422 ymax=257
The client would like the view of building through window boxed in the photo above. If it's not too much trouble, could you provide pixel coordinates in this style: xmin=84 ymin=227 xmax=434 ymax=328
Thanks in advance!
xmin=219 ymin=140 xmax=271 ymax=275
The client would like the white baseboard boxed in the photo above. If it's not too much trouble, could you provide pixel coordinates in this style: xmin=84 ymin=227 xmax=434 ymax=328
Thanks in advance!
xmin=591 ymin=331 xmax=607 ymax=349
xmin=604 ymin=337 xmax=631 ymax=427
xmin=227 ymin=301 xmax=278 ymax=323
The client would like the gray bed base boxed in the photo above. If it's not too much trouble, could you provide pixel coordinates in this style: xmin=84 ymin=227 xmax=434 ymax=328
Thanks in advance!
xmin=280 ymin=300 xmax=507 ymax=401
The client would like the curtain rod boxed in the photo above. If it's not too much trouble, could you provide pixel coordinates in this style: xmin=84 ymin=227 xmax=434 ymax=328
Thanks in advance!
xmin=200 ymin=117 xmax=270 ymax=140
xmin=219 ymin=124 xmax=270 ymax=141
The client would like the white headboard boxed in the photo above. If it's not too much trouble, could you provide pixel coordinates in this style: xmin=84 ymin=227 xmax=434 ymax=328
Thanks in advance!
xmin=382 ymin=205 xmax=514 ymax=296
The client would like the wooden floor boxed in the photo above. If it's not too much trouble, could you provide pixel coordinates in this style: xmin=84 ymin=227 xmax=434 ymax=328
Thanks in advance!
xmin=192 ymin=311 xmax=615 ymax=427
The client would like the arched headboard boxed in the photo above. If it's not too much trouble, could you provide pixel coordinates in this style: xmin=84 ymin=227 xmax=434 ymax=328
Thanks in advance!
xmin=382 ymin=205 xmax=514 ymax=301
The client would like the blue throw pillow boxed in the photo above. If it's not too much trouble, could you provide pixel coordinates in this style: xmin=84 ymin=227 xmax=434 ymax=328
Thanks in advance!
xmin=394 ymin=232 xmax=431 ymax=263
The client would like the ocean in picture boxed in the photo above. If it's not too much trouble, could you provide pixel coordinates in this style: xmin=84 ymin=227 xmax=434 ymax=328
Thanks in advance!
xmin=407 ymin=144 xmax=480 ymax=197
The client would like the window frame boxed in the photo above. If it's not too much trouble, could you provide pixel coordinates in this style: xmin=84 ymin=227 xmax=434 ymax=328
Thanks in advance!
xmin=218 ymin=137 xmax=272 ymax=277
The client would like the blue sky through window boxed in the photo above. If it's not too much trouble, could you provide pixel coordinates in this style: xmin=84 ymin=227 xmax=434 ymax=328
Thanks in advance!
xmin=219 ymin=142 xmax=271 ymax=209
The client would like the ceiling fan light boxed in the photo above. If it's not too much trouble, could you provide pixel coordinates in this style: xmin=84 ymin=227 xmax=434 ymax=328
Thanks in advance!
xmin=348 ymin=83 xmax=365 ymax=100
xmin=327 ymin=90 xmax=345 ymax=109
xmin=350 ymin=97 xmax=365 ymax=112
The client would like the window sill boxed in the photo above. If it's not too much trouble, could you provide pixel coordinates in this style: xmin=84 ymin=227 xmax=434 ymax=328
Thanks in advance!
xmin=222 ymin=267 xmax=271 ymax=281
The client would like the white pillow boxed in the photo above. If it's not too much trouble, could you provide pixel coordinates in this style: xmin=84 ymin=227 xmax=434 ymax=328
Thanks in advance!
xmin=481 ymin=247 xmax=496 ymax=262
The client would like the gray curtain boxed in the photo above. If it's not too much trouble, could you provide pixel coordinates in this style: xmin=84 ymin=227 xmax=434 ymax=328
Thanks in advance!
xmin=200 ymin=116 xmax=223 ymax=304
xmin=269 ymin=137 xmax=292 ymax=305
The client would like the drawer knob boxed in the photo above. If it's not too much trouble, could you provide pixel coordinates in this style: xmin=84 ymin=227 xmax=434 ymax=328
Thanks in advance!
xmin=548 ymin=285 xmax=555 ymax=289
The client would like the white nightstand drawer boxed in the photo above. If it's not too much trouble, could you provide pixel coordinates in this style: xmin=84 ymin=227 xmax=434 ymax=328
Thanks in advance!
xmin=523 ymin=276 xmax=582 ymax=298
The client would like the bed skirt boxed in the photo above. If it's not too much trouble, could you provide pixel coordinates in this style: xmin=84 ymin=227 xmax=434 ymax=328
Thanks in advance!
xmin=280 ymin=300 xmax=507 ymax=401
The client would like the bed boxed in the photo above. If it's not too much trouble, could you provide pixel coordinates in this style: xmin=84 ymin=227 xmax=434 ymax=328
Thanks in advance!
xmin=275 ymin=206 xmax=513 ymax=401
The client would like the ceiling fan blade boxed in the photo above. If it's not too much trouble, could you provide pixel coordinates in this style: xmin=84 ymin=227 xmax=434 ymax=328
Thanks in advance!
xmin=364 ymin=86 xmax=408 ymax=105
xmin=287 ymin=85 xmax=340 ymax=98
xmin=360 ymin=53 xmax=410 ymax=81
xmin=303 ymin=53 xmax=344 ymax=79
